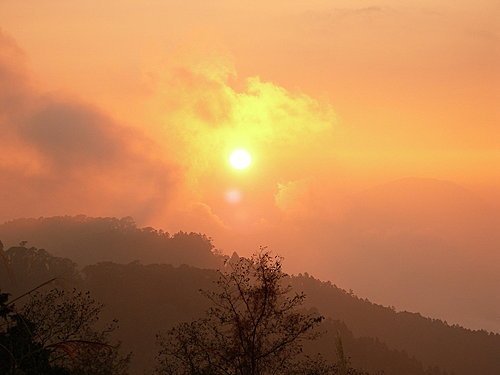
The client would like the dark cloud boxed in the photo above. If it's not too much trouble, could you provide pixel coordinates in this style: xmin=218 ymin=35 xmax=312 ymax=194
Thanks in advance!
xmin=21 ymin=100 xmax=121 ymax=171
xmin=0 ymin=30 xmax=178 ymax=223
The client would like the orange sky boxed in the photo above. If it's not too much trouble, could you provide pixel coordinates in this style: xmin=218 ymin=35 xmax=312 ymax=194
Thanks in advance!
xmin=0 ymin=0 xmax=499 ymax=332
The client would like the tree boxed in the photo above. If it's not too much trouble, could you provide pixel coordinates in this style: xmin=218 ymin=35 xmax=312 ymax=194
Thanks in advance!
xmin=0 ymin=288 xmax=130 ymax=375
xmin=0 ymin=291 xmax=69 ymax=374
xmin=0 ymin=244 xmax=81 ymax=297
xmin=155 ymin=250 xmax=324 ymax=375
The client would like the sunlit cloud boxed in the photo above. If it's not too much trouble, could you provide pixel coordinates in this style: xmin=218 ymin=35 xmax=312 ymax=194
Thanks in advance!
xmin=152 ymin=55 xmax=337 ymax=225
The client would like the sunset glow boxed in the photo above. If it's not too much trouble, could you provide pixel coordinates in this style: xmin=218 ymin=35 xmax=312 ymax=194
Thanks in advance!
xmin=0 ymin=3 xmax=499 ymax=370
xmin=229 ymin=149 xmax=252 ymax=170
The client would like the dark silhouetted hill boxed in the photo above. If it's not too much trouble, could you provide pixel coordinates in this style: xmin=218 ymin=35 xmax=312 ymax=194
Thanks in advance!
xmin=1 ymin=244 xmax=498 ymax=375
xmin=0 ymin=216 xmax=223 ymax=268
xmin=292 ymin=274 xmax=500 ymax=375
xmin=82 ymin=261 xmax=449 ymax=375
xmin=0 ymin=245 xmax=81 ymax=296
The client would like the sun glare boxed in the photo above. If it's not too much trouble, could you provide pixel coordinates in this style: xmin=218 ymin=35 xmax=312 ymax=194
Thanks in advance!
xmin=229 ymin=149 xmax=252 ymax=170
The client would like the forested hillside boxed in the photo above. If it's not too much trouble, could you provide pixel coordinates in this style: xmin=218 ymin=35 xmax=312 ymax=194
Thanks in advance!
xmin=292 ymin=275 xmax=500 ymax=375
xmin=2 ymin=237 xmax=499 ymax=375
xmin=0 ymin=216 xmax=223 ymax=268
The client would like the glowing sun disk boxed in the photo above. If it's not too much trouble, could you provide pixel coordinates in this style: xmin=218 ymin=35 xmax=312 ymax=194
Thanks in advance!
xmin=229 ymin=149 xmax=252 ymax=170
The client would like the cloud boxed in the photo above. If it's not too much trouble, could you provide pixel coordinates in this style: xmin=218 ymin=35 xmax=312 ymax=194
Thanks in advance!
xmin=0 ymin=30 xmax=178 ymax=223
xmin=20 ymin=101 xmax=122 ymax=170
xmin=0 ymin=30 xmax=29 ymax=114
xmin=275 ymin=179 xmax=316 ymax=218
xmin=143 ymin=54 xmax=339 ymax=230
xmin=155 ymin=55 xmax=337 ymax=184
xmin=0 ymin=30 xmax=338 ymax=234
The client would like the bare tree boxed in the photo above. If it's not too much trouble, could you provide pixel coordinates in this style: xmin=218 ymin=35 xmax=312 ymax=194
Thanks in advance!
xmin=156 ymin=250 xmax=324 ymax=375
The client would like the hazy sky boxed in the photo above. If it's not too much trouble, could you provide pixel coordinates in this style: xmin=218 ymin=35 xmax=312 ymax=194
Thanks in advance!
xmin=0 ymin=0 xmax=499 ymax=331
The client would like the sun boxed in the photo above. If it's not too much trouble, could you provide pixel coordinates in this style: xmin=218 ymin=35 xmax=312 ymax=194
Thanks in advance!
xmin=229 ymin=149 xmax=252 ymax=170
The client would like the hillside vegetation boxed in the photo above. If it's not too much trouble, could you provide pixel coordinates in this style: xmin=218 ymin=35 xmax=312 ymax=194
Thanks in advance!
xmin=1 ymin=216 xmax=499 ymax=374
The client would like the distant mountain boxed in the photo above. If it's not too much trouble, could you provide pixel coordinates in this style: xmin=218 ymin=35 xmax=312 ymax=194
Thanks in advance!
xmin=2 ymin=190 xmax=499 ymax=335
xmin=344 ymin=178 xmax=498 ymax=241
xmin=292 ymin=274 xmax=500 ymax=375
xmin=298 ymin=178 xmax=500 ymax=333
xmin=1 ymin=242 xmax=499 ymax=375
xmin=0 ymin=215 xmax=223 ymax=268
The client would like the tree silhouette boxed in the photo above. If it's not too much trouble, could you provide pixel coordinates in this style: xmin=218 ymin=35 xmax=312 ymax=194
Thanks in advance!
xmin=0 ymin=291 xmax=69 ymax=374
xmin=23 ymin=288 xmax=131 ymax=375
xmin=155 ymin=250 xmax=324 ymax=375
xmin=0 ymin=288 xmax=130 ymax=375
